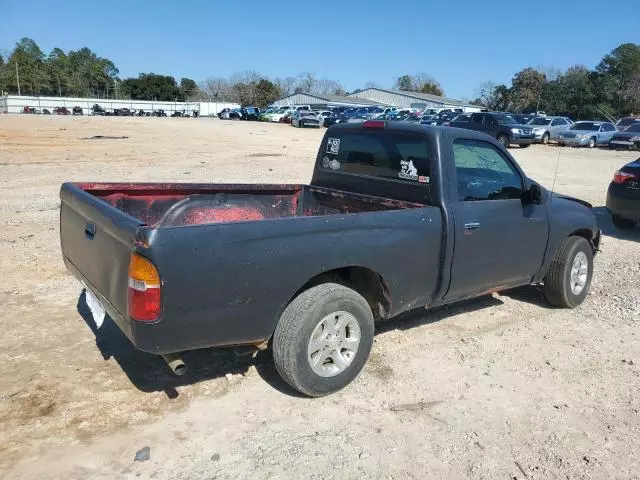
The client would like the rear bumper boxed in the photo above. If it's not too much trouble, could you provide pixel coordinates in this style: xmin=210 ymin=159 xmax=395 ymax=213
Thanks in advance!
xmin=606 ymin=191 xmax=640 ymax=221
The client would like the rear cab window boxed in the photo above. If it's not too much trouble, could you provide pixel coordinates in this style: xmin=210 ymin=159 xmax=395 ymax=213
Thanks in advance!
xmin=320 ymin=130 xmax=432 ymax=195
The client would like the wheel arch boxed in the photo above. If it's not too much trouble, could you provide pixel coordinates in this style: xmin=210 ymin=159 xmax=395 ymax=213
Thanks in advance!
xmin=287 ymin=266 xmax=392 ymax=322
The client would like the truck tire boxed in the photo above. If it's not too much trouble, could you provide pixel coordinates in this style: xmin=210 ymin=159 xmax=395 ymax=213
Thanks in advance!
xmin=543 ymin=236 xmax=593 ymax=308
xmin=612 ymin=214 xmax=636 ymax=229
xmin=497 ymin=134 xmax=510 ymax=149
xmin=272 ymin=283 xmax=374 ymax=397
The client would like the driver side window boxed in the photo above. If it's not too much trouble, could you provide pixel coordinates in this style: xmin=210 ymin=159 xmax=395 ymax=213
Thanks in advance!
xmin=453 ymin=139 xmax=523 ymax=202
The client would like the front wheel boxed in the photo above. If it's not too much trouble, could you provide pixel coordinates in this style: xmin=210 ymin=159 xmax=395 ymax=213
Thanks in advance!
xmin=543 ymin=236 xmax=593 ymax=308
xmin=272 ymin=283 xmax=375 ymax=397
xmin=588 ymin=137 xmax=596 ymax=148
xmin=542 ymin=132 xmax=550 ymax=144
xmin=497 ymin=135 xmax=510 ymax=148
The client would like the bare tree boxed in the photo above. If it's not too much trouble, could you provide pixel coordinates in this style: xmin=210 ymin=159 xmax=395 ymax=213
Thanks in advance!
xmin=314 ymin=78 xmax=345 ymax=96
xmin=200 ymin=77 xmax=231 ymax=101
xmin=364 ymin=81 xmax=383 ymax=89
xmin=273 ymin=76 xmax=297 ymax=97
xmin=296 ymin=72 xmax=317 ymax=93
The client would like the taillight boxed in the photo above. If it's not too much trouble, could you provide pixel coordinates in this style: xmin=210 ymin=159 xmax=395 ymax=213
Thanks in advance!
xmin=128 ymin=253 xmax=161 ymax=322
xmin=363 ymin=120 xmax=385 ymax=128
xmin=613 ymin=170 xmax=637 ymax=184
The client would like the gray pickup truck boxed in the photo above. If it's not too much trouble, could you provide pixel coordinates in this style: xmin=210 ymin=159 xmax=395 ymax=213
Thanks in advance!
xmin=60 ymin=122 xmax=600 ymax=396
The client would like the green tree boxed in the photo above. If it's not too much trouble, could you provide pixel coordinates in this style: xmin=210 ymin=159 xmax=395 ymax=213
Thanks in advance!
xmin=395 ymin=74 xmax=413 ymax=91
xmin=510 ymin=67 xmax=546 ymax=112
xmin=253 ymin=78 xmax=280 ymax=107
xmin=596 ymin=43 xmax=640 ymax=114
xmin=419 ymin=79 xmax=443 ymax=96
xmin=5 ymin=37 xmax=49 ymax=95
xmin=179 ymin=78 xmax=199 ymax=100
xmin=121 ymin=73 xmax=181 ymax=101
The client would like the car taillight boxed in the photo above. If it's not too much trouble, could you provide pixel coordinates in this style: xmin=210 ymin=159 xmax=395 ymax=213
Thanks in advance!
xmin=363 ymin=120 xmax=385 ymax=128
xmin=613 ymin=170 xmax=637 ymax=184
xmin=128 ymin=253 xmax=161 ymax=322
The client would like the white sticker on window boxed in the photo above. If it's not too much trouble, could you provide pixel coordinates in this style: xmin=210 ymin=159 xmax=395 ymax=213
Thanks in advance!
xmin=322 ymin=156 xmax=330 ymax=168
xmin=327 ymin=138 xmax=341 ymax=154
xmin=329 ymin=159 xmax=341 ymax=170
xmin=399 ymin=159 xmax=418 ymax=181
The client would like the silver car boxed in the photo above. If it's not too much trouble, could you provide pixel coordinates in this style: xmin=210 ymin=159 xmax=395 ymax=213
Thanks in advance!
xmin=527 ymin=116 xmax=573 ymax=144
xmin=557 ymin=121 xmax=617 ymax=148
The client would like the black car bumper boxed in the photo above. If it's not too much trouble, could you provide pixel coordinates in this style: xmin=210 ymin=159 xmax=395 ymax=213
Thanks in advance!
xmin=606 ymin=185 xmax=640 ymax=221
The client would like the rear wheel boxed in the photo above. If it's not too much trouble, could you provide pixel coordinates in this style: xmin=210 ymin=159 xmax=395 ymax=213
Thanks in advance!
xmin=272 ymin=283 xmax=375 ymax=397
xmin=612 ymin=214 xmax=637 ymax=229
xmin=497 ymin=134 xmax=510 ymax=148
xmin=543 ymin=236 xmax=593 ymax=308
xmin=542 ymin=132 xmax=550 ymax=144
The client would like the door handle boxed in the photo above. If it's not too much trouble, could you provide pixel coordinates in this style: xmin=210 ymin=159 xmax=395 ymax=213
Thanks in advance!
xmin=464 ymin=222 xmax=481 ymax=232
xmin=85 ymin=222 xmax=96 ymax=240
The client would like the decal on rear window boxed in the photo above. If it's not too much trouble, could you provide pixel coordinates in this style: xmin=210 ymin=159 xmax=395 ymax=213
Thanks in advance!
xmin=327 ymin=138 xmax=341 ymax=154
xmin=399 ymin=159 xmax=419 ymax=181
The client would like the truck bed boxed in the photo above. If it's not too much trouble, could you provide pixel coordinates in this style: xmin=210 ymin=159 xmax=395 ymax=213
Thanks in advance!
xmin=76 ymin=182 xmax=423 ymax=227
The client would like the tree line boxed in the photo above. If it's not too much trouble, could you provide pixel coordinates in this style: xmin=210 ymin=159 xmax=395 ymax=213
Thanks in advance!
xmin=474 ymin=43 xmax=640 ymax=119
xmin=1 ymin=37 xmax=638 ymax=118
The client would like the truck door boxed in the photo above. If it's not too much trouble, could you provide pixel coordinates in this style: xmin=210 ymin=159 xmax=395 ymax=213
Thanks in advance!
xmin=469 ymin=113 xmax=484 ymax=132
xmin=445 ymin=138 xmax=549 ymax=300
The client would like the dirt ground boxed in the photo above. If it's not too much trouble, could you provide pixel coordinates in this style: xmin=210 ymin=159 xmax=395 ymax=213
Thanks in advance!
xmin=0 ymin=115 xmax=638 ymax=480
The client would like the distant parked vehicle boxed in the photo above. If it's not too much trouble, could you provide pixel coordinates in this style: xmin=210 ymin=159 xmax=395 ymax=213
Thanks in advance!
xmin=218 ymin=108 xmax=231 ymax=119
xmin=463 ymin=112 xmax=534 ymax=148
xmin=115 ymin=108 xmax=134 ymax=116
xmin=240 ymin=107 xmax=261 ymax=121
xmin=92 ymin=104 xmax=106 ymax=116
xmin=152 ymin=109 xmax=167 ymax=117
xmin=54 ymin=107 xmax=71 ymax=115
xmin=447 ymin=113 xmax=472 ymax=128
xmin=42 ymin=108 xmax=51 ymax=115
xmin=614 ymin=117 xmax=640 ymax=131
xmin=136 ymin=110 xmax=147 ymax=116
xmin=609 ymin=123 xmax=640 ymax=150
xmin=22 ymin=106 xmax=38 ymax=114
xmin=171 ymin=111 xmax=184 ymax=117
xmin=557 ymin=121 xmax=617 ymax=148
xmin=527 ymin=116 xmax=573 ymax=144
xmin=72 ymin=106 xmax=83 ymax=116
xmin=291 ymin=111 xmax=320 ymax=128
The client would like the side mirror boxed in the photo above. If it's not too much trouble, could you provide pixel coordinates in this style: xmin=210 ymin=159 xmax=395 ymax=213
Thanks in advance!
xmin=526 ymin=184 xmax=543 ymax=204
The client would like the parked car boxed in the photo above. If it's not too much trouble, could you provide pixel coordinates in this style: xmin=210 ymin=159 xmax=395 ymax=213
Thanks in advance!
xmin=92 ymin=104 xmax=106 ymax=116
xmin=419 ymin=114 xmax=438 ymax=125
xmin=614 ymin=117 xmax=640 ymax=131
xmin=557 ymin=121 xmax=617 ymax=148
xmin=447 ymin=113 xmax=472 ymax=128
xmin=464 ymin=112 xmax=533 ymax=148
xmin=22 ymin=106 xmax=38 ymax=114
xmin=241 ymin=107 xmax=261 ymax=121
xmin=606 ymin=158 xmax=640 ymax=229
xmin=60 ymin=122 xmax=600 ymax=397
xmin=608 ymin=123 xmax=640 ymax=150
xmin=72 ymin=106 xmax=83 ymax=116
xmin=218 ymin=108 xmax=232 ymax=119
xmin=152 ymin=109 xmax=168 ymax=117
xmin=54 ymin=107 xmax=71 ymax=115
xmin=322 ymin=113 xmax=345 ymax=127
xmin=291 ymin=111 xmax=320 ymax=128
xmin=42 ymin=109 xmax=51 ymax=115
xmin=115 ymin=108 xmax=134 ymax=116
xmin=527 ymin=116 xmax=573 ymax=144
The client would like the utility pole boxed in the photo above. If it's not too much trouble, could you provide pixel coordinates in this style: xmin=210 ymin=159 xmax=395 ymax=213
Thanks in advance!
xmin=15 ymin=62 xmax=21 ymax=96
xmin=114 ymin=79 xmax=118 ymax=100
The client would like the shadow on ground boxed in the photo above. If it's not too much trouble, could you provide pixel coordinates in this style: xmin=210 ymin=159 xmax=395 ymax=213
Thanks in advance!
xmin=77 ymin=285 xmax=549 ymax=398
xmin=593 ymin=206 xmax=640 ymax=242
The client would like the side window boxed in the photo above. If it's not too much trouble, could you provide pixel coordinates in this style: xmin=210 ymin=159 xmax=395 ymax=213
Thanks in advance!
xmin=470 ymin=113 xmax=482 ymax=124
xmin=453 ymin=138 xmax=523 ymax=202
xmin=606 ymin=123 xmax=615 ymax=132
xmin=551 ymin=118 xmax=562 ymax=126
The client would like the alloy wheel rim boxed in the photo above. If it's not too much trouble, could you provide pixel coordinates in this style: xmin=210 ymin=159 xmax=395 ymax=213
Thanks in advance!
xmin=307 ymin=311 xmax=361 ymax=377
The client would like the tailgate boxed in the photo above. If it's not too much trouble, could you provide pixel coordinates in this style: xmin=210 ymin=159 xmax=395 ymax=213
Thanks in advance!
xmin=60 ymin=183 xmax=144 ymax=320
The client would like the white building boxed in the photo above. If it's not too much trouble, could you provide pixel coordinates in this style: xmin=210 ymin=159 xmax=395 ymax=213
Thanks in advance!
xmin=348 ymin=88 xmax=482 ymax=112
xmin=0 ymin=95 xmax=238 ymax=116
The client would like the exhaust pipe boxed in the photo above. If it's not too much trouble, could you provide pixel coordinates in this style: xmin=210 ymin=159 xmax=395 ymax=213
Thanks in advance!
xmin=162 ymin=353 xmax=187 ymax=376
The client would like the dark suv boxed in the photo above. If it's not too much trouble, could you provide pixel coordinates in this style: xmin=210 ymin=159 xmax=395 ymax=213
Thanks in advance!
xmin=463 ymin=112 xmax=533 ymax=148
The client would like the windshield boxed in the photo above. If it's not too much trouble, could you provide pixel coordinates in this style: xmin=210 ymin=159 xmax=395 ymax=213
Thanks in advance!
xmin=529 ymin=118 xmax=551 ymax=125
xmin=617 ymin=117 xmax=640 ymax=127
xmin=624 ymin=123 xmax=640 ymax=133
xmin=571 ymin=122 xmax=600 ymax=131
xmin=493 ymin=114 xmax=516 ymax=125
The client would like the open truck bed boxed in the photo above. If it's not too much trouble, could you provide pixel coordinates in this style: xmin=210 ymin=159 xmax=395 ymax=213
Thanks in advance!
xmin=76 ymin=182 xmax=419 ymax=227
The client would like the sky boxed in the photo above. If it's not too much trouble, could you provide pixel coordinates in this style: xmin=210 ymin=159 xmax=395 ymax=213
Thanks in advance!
xmin=2 ymin=0 xmax=639 ymax=100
